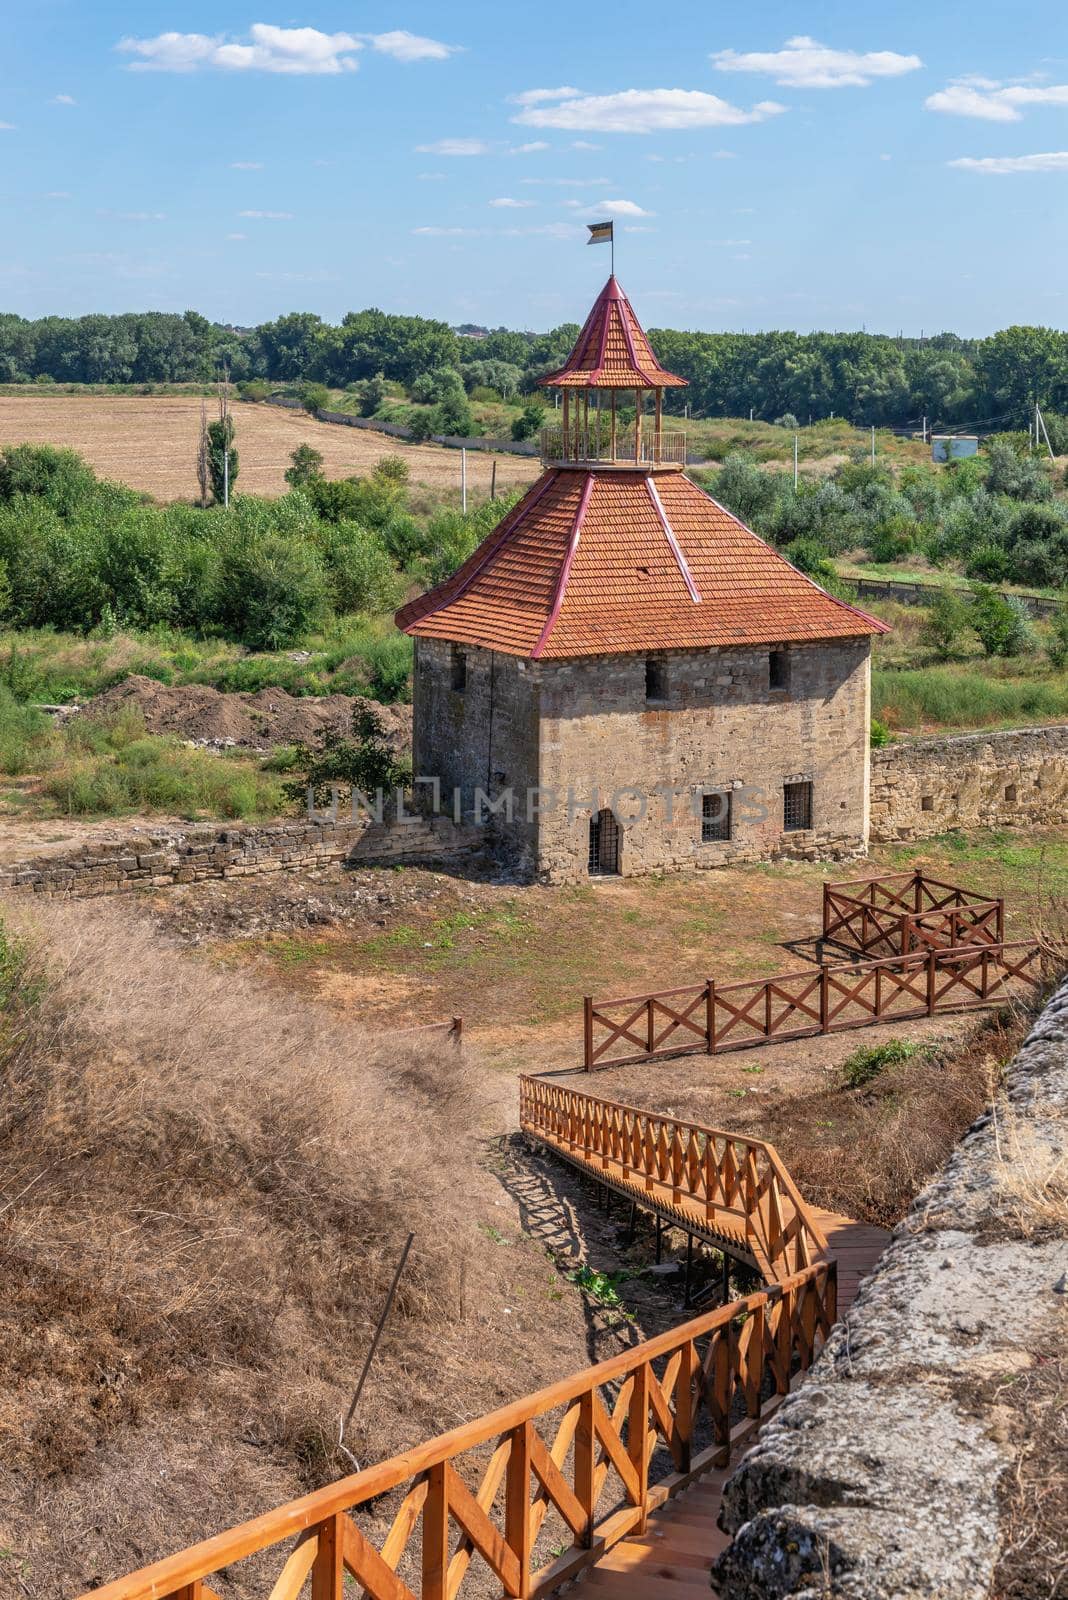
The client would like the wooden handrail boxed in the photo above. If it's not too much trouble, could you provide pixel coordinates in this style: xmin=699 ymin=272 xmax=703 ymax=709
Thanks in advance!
xmin=520 ymin=1077 xmax=828 ymax=1278
xmin=78 ymin=1258 xmax=837 ymax=1600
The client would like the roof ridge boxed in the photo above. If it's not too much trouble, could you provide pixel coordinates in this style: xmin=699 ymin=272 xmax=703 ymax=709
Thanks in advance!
xmin=646 ymin=475 xmax=701 ymax=604
xmin=531 ymin=473 xmax=594 ymax=659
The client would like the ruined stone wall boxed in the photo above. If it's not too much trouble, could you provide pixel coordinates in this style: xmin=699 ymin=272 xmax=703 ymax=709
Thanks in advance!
xmin=534 ymin=638 xmax=871 ymax=882
xmin=871 ymin=723 xmax=1068 ymax=842
xmin=0 ymin=813 xmax=482 ymax=900
xmin=712 ymin=977 xmax=1068 ymax=1600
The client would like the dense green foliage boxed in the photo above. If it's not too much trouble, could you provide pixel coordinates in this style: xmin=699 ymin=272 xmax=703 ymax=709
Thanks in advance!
xmin=704 ymin=441 xmax=1068 ymax=590
xmin=282 ymin=703 xmax=412 ymax=808
xmin=0 ymin=443 xmax=517 ymax=662
xmin=7 ymin=306 xmax=1068 ymax=430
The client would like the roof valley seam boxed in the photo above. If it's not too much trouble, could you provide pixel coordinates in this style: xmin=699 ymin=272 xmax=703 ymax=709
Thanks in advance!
xmin=530 ymin=472 xmax=595 ymax=659
xmin=646 ymin=476 xmax=701 ymax=604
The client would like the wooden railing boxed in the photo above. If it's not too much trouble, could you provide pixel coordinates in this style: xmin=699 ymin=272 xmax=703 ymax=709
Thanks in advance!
xmin=822 ymin=871 xmax=1004 ymax=957
xmin=520 ymin=1077 xmax=828 ymax=1282
xmin=539 ymin=425 xmax=688 ymax=467
xmin=583 ymin=941 xmax=1042 ymax=1070
xmin=77 ymin=1260 xmax=836 ymax=1600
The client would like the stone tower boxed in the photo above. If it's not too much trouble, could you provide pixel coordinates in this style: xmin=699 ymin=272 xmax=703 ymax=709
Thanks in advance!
xmin=395 ymin=276 xmax=886 ymax=882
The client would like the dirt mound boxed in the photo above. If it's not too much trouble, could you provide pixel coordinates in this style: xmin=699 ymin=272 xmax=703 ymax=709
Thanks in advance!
xmin=85 ymin=674 xmax=412 ymax=753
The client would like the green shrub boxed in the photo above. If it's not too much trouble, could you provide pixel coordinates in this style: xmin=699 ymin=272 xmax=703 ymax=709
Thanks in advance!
xmin=869 ymin=718 xmax=892 ymax=748
xmin=300 ymin=382 xmax=330 ymax=415
xmin=1047 ymin=597 xmax=1068 ymax=670
xmin=216 ymin=533 xmax=329 ymax=650
xmin=921 ymin=588 xmax=974 ymax=659
xmin=841 ymin=1038 xmax=924 ymax=1088
xmin=969 ymin=585 xmax=1036 ymax=658
xmin=284 ymin=444 xmax=324 ymax=489
xmin=282 ymin=704 xmax=411 ymax=808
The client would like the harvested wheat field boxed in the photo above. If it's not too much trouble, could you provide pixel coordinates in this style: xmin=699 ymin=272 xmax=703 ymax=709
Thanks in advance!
xmin=0 ymin=395 xmax=540 ymax=501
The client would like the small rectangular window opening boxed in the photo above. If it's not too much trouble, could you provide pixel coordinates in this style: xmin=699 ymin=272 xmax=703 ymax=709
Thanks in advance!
xmin=769 ymin=649 xmax=790 ymax=691
xmin=783 ymin=780 xmax=813 ymax=833
xmin=702 ymin=791 xmax=732 ymax=843
xmin=645 ymin=657 xmax=667 ymax=703
xmin=921 ymin=795 xmax=934 ymax=812
xmin=451 ymin=645 xmax=467 ymax=693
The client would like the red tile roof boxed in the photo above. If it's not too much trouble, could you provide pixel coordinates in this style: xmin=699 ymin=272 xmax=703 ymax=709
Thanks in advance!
xmin=395 ymin=467 xmax=888 ymax=659
xmin=539 ymin=276 xmax=687 ymax=390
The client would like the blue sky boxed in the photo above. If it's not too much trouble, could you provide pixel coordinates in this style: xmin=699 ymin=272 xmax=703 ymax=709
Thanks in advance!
xmin=2 ymin=1 xmax=1068 ymax=335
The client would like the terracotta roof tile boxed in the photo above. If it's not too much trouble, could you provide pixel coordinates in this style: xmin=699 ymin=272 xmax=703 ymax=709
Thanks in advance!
xmin=539 ymin=276 xmax=686 ymax=390
xmin=395 ymin=468 xmax=888 ymax=659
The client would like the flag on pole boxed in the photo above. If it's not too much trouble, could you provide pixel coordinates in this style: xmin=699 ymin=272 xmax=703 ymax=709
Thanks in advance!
xmin=587 ymin=220 xmax=613 ymax=246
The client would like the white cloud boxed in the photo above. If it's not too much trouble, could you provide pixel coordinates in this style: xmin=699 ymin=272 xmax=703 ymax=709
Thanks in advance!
xmin=510 ymin=86 xmax=583 ymax=105
xmin=926 ymin=79 xmax=1068 ymax=122
xmin=948 ymin=150 xmax=1068 ymax=174
xmin=489 ymin=197 xmax=535 ymax=208
xmin=45 ymin=191 xmax=72 ymax=200
xmin=230 ymin=160 xmax=264 ymax=170
xmin=227 ymin=232 xmax=247 ymax=239
xmin=514 ymin=87 xmax=784 ymax=132
xmin=417 ymin=172 xmax=447 ymax=181
xmin=238 ymin=208 xmax=294 ymax=218
xmin=365 ymin=30 xmax=459 ymax=62
xmin=509 ymin=140 xmax=549 ymax=153
xmin=0 ymin=122 xmax=16 ymax=131
xmin=412 ymin=225 xmax=485 ymax=236
xmin=712 ymin=36 xmax=922 ymax=89
xmin=51 ymin=94 xmax=77 ymax=105
xmin=591 ymin=198 xmax=654 ymax=217
xmin=118 ymin=25 xmax=362 ymax=74
xmin=624 ymin=224 xmax=655 ymax=233
xmin=571 ymin=140 xmax=601 ymax=150
xmin=415 ymin=138 xmax=491 ymax=156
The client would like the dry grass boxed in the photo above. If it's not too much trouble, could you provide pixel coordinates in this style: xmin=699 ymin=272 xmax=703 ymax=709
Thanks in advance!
xmin=0 ymin=395 xmax=539 ymax=502
xmin=993 ymin=1350 xmax=1068 ymax=1600
xmin=0 ymin=898 xmax=511 ymax=1596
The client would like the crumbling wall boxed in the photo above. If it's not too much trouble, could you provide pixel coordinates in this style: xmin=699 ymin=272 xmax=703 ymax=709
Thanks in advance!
xmin=870 ymin=724 xmax=1068 ymax=842
xmin=712 ymin=976 xmax=1068 ymax=1600
xmin=0 ymin=813 xmax=482 ymax=899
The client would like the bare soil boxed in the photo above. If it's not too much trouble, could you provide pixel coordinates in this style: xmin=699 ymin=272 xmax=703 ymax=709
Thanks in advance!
xmin=0 ymin=395 xmax=540 ymax=501
xmin=86 ymin=672 xmax=412 ymax=752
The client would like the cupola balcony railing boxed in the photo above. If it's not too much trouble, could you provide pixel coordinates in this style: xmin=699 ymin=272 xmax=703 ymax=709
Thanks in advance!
xmin=540 ymin=423 xmax=688 ymax=468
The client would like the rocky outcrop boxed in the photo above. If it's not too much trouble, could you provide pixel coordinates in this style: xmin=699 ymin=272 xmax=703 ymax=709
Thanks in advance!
xmin=712 ymin=977 xmax=1068 ymax=1600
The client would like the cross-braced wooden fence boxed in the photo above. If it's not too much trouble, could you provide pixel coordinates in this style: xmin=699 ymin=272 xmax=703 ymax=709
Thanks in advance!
xmin=583 ymin=940 xmax=1042 ymax=1071
xmin=77 ymin=1260 xmax=836 ymax=1600
xmin=520 ymin=1077 xmax=828 ymax=1282
xmin=822 ymin=870 xmax=1004 ymax=958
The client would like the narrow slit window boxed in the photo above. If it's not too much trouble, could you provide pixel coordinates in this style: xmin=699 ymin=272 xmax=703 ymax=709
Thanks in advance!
xmin=701 ymin=791 xmax=732 ymax=843
xmin=645 ymin=657 xmax=667 ymax=704
xmin=769 ymin=649 xmax=790 ymax=691
xmin=451 ymin=645 xmax=467 ymax=693
xmin=783 ymin=780 xmax=813 ymax=833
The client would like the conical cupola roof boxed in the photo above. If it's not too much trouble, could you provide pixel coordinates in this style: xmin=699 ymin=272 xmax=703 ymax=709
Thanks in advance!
xmin=539 ymin=276 xmax=687 ymax=390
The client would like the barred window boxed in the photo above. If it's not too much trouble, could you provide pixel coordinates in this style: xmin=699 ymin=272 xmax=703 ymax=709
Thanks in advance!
xmin=783 ymin=780 xmax=813 ymax=832
xmin=701 ymin=791 xmax=732 ymax=843
xmin=451 ymin=645 xmax=467 ymax=692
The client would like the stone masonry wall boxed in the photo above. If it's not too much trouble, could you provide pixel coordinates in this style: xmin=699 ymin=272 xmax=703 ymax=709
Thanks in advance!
xmin=0 ymin=813 xmax=482 ymax=900
xmin=534 ymin=638 xmax=872 ymax=882
xmin=711 ymin=977 xmax=1068 ymax=1600
xmin=871 ymin=724 xmax=1068 ymax=842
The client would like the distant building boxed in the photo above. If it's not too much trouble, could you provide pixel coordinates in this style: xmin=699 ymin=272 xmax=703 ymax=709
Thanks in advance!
xmin=931 ymin=435 xmax=979 ymax=463
xmin=396 ymin=276 xmax=887 ymax=882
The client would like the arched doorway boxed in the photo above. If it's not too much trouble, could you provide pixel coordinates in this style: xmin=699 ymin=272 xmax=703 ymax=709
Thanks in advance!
xmin=588 ymin=807 xmax=621 ymax=876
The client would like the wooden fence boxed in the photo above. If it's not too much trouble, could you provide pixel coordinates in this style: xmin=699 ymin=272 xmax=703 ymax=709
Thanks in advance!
xmin=520 ymin=1077 xmax=827 ymax=1282
xmin=822 ymin=870 xmax=1004 ymax=958
xmin=583 ymin=940 xmax=1042 ymax=1071
xmin=394 ymin=1016 xmax=464 ymax=1047
xmin=77 ymin=1261 xmax=836 ymax=1600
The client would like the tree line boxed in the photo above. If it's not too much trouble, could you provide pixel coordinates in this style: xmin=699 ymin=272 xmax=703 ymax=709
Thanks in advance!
xmin=3 ymin=305 xmax=1068 ymax=430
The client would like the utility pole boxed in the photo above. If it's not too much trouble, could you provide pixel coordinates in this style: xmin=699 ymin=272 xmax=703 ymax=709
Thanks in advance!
xmin=793 ymin=433 xmax=799 ymax=489
xmin=922 ymin=415 xmax=927 ymax=445
xmin=1037 ymin=402 xmax=1055 ymax=462
xmin=870 ymin=424 xmax=876 ymax=467
xmin=461 ymin=446 xmax=468 ymax=515
xmin=749 ymin=407 xmax=754 ymax=422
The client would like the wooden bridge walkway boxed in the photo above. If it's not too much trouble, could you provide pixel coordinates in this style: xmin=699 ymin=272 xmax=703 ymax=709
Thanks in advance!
xmin=580 ymin=1208 xmax=887 ymax=1600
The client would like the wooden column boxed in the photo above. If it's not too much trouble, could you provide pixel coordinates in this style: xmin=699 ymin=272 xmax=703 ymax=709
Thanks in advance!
xmin=562 ymin=390 xmax=570 ymax=457
xmin=654 ymin=387 xmax=663 ymax=462
xmin=634 ymin=390 xmax=641 ymax=461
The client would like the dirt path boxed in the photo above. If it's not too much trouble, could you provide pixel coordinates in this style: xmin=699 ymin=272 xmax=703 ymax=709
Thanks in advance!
xmin=0 ymin=394 xmax=540 ymax=500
